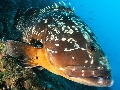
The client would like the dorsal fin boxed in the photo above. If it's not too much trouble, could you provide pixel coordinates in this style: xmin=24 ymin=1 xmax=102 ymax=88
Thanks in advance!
xmin=13 ymin=9 xmax=23 ymax=27
xmin=39 ymin=1 xmax=74 ymax=15
xmin=24 ymin=8 xmax=40 ymax=20
xmin=20 ymin=2 xmax=74 ymax=22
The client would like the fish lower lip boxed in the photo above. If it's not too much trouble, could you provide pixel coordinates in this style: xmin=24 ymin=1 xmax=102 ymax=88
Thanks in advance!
xmin=64 ymin=66 xmax=111 ymax=78
xmin=73 ymin=77 xmax=113 ymax=87
xmin=64 ymin=66 xmax=113 ymax=87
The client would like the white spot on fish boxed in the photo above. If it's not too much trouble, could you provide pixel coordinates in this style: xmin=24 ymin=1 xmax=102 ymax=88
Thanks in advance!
xmin=55 ymin=44 xmax=59 ymax=46
xmin=61 ymin=37 xmax=66 ymax=41
xmin=92 ymin=71 xmax=95 ymax=75
xmin=85 ymin=26 xmax=92 ymax=33
xmin=67 ymin=29 xmax=74 ymax=34
xmin=85 ymin=60 xmax=88 ymax=63
xmin=98 ymin=78 xmax=104 ymax=84
xmin=54 ymin=3 xmax=58 ymax=8
xmin=72 ymin=57 xmax=74 ymax=59
xmin=90 ymin=57 xmax=94 ymax=64
xmin=47 ymin=48 xmax=51 ymax=52
xmin=64 ymin=48 xmax=74 ymax=51
xmin=82 ymin=73 xmax=84 ymax=77
xmin=81 ymin=47 xmax=86 ymax=50
xmin=71 ymin=67 xmax=76 ymax=71
xmin=54 ymin=27 xmax=60 ymax=34
xmin=44 ymin=19 xmax=48 ymax=23
xmin=59 ymin=67 xmax=65 ymax=70
xmin=82 ymin=70 xmax=84 ymax=73
xmin=74 ymin=43 xmax=80 ymax=49
xmin=82 ymin=31 xmax=93 ymax=42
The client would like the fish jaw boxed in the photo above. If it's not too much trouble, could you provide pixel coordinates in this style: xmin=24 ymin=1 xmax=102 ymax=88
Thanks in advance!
xmin=66 ymin=75 xmax=113 ymax=87
xmin=45 ymin=39 xmax=113 ymax=87
xmin=48 ymin=56 xmax=113 ymax=87
xmin=62 ymin=66 xmax=113 ymax=87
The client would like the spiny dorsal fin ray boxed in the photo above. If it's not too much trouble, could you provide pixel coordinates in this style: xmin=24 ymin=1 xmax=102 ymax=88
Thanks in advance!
xmin=17 ymin=1 xmax=74 ymax=31
xmin=24 ymin=8 xmax=40 ymax=20
xmin=39 ymin=1 xmax=74 ymax=15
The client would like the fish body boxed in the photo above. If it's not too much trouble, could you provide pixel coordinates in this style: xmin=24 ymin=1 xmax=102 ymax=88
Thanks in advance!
xmin=6 ymin=2 xmax=113 ymax=87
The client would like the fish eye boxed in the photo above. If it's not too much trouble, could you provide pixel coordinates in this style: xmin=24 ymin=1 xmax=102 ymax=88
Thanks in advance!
xmin=90 ymin=45 xmax=96 ymax=52
xmin=35 ymin=41 xmax=43 ymax=48
xmin=30 ymin=38 xmax=43 ymax=48
xmin=87 ymin=44 xmax=96 ymax=54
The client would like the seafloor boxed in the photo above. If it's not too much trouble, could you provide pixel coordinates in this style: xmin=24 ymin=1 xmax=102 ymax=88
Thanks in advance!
xmin=0 ymin=0 xmax=113 ymax=90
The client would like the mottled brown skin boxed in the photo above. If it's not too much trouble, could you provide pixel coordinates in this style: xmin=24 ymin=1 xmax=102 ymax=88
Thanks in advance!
xmin=6 ymin=2 xmax=113 ymax=87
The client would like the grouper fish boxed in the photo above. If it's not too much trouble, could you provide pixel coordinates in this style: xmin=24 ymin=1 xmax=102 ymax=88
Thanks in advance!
xmin=6 ymin=2 xmax=113 ymax=87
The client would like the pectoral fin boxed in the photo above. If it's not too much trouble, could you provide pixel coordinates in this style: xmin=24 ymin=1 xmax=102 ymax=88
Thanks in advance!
xmin=6 ymin=40 xmax=42 ymax=67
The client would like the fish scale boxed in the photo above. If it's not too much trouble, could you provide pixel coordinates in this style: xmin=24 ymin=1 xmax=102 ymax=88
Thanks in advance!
xmin=6 ymin=2 xmax=113 ymax=87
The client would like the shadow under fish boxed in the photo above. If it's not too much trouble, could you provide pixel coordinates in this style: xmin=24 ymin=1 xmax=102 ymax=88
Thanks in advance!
xmin=6 ymin=2 xmax=113 ymax=87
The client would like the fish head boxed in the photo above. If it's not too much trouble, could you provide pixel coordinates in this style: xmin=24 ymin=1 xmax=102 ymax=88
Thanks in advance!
xmin=41 ymin=4 xmax=113 ymax=87
xmin=45 ymin=29 xmax=113 ymax=87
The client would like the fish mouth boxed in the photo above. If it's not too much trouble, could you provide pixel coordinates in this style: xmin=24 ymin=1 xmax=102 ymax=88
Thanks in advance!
xmin=64 ymin=66 xmax=113 ymax=87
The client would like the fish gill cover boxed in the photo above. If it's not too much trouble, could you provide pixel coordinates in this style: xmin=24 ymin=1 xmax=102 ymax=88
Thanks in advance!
xmin=0 ymin=0 xmax=116 ymax=90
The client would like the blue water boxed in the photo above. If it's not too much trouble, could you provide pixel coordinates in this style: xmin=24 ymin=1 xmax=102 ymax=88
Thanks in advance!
xmin=59 ymin=0 xmax=120 ymax=89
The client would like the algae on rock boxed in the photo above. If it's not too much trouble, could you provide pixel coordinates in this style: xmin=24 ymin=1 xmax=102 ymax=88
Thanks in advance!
xmin=0 ymin=40 xmax=45 ymax=90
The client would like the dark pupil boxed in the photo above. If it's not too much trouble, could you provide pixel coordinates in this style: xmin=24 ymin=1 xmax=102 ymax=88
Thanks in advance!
xmin=30 ymin=38 xmax=43 ymax=48
xmin=90 ymin=45 xmax=96 ymax=52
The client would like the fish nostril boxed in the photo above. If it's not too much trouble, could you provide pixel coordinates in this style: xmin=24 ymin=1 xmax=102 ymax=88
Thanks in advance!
xmin=100 ymin=54 xmax=103 ymax=57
